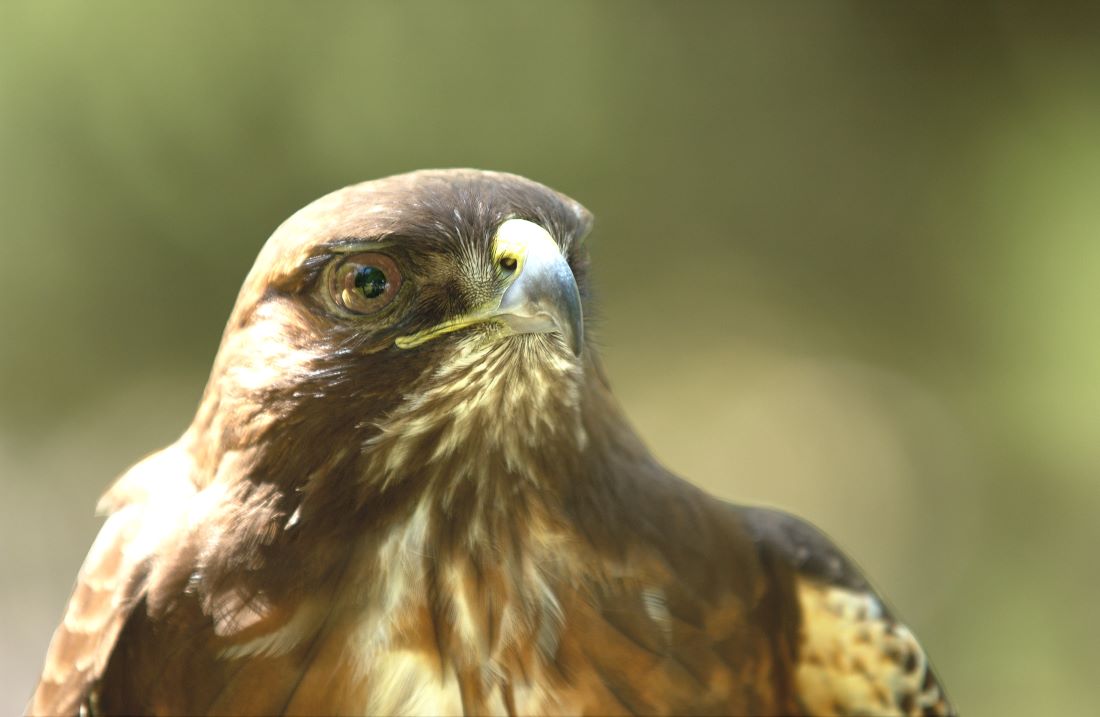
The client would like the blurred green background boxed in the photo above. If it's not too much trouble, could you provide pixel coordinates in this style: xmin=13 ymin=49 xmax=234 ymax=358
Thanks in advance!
xmin=3 ymin=2 xmax=1099 ymax=714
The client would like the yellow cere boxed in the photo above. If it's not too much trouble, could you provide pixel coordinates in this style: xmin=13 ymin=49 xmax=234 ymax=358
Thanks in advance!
xmin=394 ymin=219 xmax=555 ymax=350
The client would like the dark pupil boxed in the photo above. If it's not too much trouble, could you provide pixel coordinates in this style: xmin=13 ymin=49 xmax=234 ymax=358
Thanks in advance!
xmin=354 ymin=266 xmax=387 ymax=299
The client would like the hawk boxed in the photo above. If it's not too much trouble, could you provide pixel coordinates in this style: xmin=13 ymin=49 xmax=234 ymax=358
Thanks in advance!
xmin=30 ymin=170 xmax=956 ymax=716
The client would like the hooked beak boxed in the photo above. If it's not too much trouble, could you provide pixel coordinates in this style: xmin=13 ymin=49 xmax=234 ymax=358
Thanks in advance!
xmin=395 ymin=218 xmax=584 ymax=355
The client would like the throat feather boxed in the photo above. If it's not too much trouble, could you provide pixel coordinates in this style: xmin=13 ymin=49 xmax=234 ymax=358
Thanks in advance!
xmin=363 ymin=334 xmax=587 ymax=500
xmin=346 ymin=336 xmax=589 ymax=688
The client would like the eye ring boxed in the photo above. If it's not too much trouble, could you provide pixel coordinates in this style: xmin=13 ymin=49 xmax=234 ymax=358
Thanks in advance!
xmin=330 ymin=252 xmax=402 ymax=315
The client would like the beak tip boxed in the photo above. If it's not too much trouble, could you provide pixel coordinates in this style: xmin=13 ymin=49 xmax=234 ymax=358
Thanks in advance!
xmin=566 ymin=311 xmax=584 ymax=357
xmin=557 ymin=285 xmax=584 ymax=358
xmin=568 ymin=333 xmax=583 ymax=357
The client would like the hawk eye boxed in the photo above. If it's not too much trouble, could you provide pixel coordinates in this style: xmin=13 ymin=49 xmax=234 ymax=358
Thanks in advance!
xmin=330 ymin=252 xmax=401 ymax=314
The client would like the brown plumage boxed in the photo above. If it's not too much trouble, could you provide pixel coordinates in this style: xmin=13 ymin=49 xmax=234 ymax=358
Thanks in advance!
xmin=29 ymin=169 xmax=956 ymax=716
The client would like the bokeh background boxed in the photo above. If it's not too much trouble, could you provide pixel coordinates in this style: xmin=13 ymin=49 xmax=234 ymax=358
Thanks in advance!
xmin=3 ymin=2 xmax=1099 ymax=714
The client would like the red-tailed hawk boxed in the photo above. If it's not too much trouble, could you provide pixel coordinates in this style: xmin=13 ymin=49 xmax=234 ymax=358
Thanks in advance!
xmin=30 ymin=169 xmax=955 ymax=716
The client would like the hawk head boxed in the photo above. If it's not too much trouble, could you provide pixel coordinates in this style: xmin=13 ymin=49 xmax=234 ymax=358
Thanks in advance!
xmin=181 ymin=168 xmax=613 ymax=597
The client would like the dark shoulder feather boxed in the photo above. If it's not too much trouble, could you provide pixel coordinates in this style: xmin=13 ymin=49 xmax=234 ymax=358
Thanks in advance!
xmin=737 ymin=505 xmax=870 ymax=594
xmin=734 ymin=504 xmax=958 ymax=716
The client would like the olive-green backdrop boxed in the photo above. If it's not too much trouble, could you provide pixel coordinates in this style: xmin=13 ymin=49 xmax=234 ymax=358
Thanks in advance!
xmin=3 ymin=3 xmax=1098 ymax=714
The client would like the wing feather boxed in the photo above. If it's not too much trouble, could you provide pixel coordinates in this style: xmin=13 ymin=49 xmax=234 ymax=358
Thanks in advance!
xmin=28 ymin=444 xmax=196 ymax=716
xmin=738 ymin=506 xmax=957 ymax=717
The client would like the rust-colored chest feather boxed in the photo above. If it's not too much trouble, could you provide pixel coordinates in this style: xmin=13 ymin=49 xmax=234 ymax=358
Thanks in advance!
xmin=90 ymin=503 xmax=796 ymax=716
xmin=54 ymin=340 xmax=799 ymax=715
